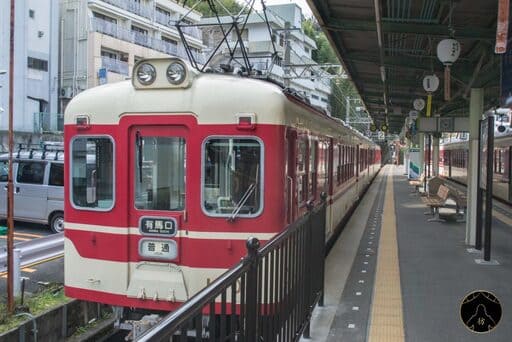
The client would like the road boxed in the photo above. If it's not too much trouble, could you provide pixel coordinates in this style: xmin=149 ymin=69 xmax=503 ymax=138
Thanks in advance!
xmin=0 ymin=222 xmax=62 ymax=302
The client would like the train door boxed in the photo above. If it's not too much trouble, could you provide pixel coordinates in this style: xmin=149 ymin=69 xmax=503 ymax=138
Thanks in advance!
xmin=286 ymin=129 xmax=297 ymax=224
xmin=509 ymin=147 xmax=512 ymax=202
xmin=127 ymin=125 xmax=188 ymax=300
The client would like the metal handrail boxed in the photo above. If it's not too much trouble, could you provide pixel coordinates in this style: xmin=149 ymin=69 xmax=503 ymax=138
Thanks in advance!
xmin=138 ymin=201 xmax=326 ymax=341
xmin=0 ymin=233 xmax=64 ymax=273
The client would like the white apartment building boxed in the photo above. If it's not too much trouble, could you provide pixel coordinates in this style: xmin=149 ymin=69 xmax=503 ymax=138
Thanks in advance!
xmin=0 ymin=0 xmax=59 ymax=145
xmin=201 ymin=3 xmax=332 ymax=113
xmin=60 ymin=0 xmax=204 ymax=110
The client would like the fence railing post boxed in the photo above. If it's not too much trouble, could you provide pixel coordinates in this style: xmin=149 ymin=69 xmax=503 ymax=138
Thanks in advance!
xmin=319 ymin=193 xmax=328 ymax=307
xmin=303 ymin=201 xmax=314 ymax=339
xmin=245 ymin=237 xmax=260 ymax=342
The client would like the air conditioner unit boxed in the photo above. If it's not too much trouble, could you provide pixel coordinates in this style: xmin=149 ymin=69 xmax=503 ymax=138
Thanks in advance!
xmin=60 ymin=87 xmax=73 ymax=99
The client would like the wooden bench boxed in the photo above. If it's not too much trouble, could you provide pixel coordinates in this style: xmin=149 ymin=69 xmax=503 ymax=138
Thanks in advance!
xmin=421 ymin=184 xmax=450 ymax=222
xmin=445 ymin=184 xmax=467 ymax=222
xmin=409 ymin=174 xmax=425 ymax=193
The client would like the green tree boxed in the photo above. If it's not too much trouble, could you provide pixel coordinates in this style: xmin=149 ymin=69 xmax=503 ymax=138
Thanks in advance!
xmin=314 ymin=34 xmax=338 ymax=65
xmin=330 ymin=78 xmax=355 ymax=120
xmin=190 ymin=0 xmax=246 ymax=17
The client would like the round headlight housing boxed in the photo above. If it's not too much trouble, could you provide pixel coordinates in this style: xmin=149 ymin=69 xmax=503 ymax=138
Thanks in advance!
xmin=166 ymin=62 xmax=187 ymax=85
xmin=136 ymin=63 xmax=156 ymax=85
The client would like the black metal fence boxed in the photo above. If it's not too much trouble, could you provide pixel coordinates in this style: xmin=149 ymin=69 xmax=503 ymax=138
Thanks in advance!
xmin=138 ymin=201 xmax=326 ymax=342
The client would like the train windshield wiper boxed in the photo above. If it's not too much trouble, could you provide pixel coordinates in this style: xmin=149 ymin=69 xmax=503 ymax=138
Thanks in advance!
xmin=228 ymin=183 xmax=256 ymax=222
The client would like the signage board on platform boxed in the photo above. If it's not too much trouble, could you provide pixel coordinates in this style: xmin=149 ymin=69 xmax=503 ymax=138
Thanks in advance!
xmin=408 ymin=147 xmax=421 ymax=179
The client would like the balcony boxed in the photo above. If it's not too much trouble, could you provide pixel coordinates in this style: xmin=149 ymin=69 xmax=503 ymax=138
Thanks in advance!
xmin=102 ymin=0 xmax=153 ymax=19
xmin=155 ymin=11 xmax=174 ymax=26
xmin=101 ymin=56 xmax=129 ymax=75
xmin=154 ymin=40 xmax=178 ymax=55
xmin=179 ymin=25 xmax=202 ymax=40
xmin=91 ymin=17 xmax=206 ymax=64
xmin=132 ymin=31 xmax=152 ymax=48
xmin=33 ymin=113 xmax=64 ymax=134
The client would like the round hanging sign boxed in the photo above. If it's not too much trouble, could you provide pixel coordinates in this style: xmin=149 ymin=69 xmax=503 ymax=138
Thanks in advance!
xmin=370 ymin=123 xmax=377 ymax=132
xmin=423 ymin=74 xmax=440 ymax=92
xmin=380 ymin=124 xmax=388 ymax=132
xmin=413 ymin=98 xmax=426 ymax=111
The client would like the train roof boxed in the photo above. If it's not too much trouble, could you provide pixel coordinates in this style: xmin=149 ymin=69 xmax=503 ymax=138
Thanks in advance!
xmin=65 ymin=58 xmax=377 ymax=147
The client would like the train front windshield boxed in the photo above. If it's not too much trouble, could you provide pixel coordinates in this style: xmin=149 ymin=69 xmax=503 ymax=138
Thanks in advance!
xmin=135 ymin=136 xmax=186 ymax=211
xmin=203 ymin=138 xmax=262 ymax=217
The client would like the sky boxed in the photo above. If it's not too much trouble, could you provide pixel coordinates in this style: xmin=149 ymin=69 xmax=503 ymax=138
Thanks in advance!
xmin=249 ymin=0 xmax=314 ymax=18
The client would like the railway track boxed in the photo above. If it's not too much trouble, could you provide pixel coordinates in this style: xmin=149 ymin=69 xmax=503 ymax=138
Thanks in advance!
xmin=444 ymin=179 xmax=512 ymax=225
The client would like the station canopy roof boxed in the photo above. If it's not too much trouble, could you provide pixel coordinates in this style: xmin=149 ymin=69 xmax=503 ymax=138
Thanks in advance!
xmin=307 ymin=0 xmax=502 ymax=133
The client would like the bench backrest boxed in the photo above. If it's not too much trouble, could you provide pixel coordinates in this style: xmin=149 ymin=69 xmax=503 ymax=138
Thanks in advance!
xmin=437 ymin=185 xmax=450 ymax=200
xmin=428 ymin=176 xmax=444 ymax=195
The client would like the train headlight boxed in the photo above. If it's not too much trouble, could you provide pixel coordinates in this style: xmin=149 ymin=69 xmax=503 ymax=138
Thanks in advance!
xmin=136 ymin=63 xmax=157 ymax=85
xmin=166 ymin=62 xmax=187 ymax=85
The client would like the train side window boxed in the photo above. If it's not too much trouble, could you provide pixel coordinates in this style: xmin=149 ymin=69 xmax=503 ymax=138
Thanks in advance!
xmin=202 ymin=137 xmax=263 ymax=217
xmin=317 ymin=141 xmax=329 ymax=193
xmin=334 ymin=144 xmax=341 ymax=185
xmin=309 ymin=139 xmax=317 ymax=198
xmin=49 ymin=163 xmax=64 ymax=186
xmin=71 ymin=137 xmax=114 ymax=210
xmin=297 ymin=137 xmax=307 ymax=203
xmin=135 ymin=137 xmax=186 ymax=211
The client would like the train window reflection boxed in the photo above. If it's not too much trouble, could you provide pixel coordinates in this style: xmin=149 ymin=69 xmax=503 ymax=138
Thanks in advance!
xmin=71 ymin=137 xmax=114 ymax=210
xmin=203 ymin=138 xmax=262 ymax=217
xmin=135 ymin=137 xmax=186 ymax=211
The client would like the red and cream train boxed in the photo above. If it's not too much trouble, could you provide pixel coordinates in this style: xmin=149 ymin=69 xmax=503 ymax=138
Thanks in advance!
xmin=64 ymin=58 xmax=381 ymax=311
xmin=440 ymin=134 xmax=512 ymax=204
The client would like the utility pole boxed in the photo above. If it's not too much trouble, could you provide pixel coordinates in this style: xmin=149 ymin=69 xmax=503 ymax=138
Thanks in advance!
xmin=7 ymin=0 xmax=15 ymax=313
xmin=283 ymin=21 xmax=291 ymax=89
xmin=346 ymin=97 xmax=350 ymax=124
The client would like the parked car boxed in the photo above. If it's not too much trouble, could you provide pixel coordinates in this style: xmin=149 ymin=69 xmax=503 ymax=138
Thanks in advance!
xmin=0 ymin=144 xmax=64 ymax=233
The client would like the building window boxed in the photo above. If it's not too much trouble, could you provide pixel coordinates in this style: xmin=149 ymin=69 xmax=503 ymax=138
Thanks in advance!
xmin=161 ymin=36 xmax=178 ymax=46
xmin=304 ymin=46 xmax=310 ymax=53
xmin=156 ymin=6 xmax=171 ymax=17
xmin=27 ymin=57 xmax=48 ymax=71
xmin=29 ymin=9 xmax=35 ymax=18
xmin=311 ymin=94 xmax=319 ymax=100
xmin=93 ymin=11 xmax=117 ymax=24
xmin=101 ymin=49 xmax=118 ymax=60
xmin=131 ymin=25 xmax=148 ymax=35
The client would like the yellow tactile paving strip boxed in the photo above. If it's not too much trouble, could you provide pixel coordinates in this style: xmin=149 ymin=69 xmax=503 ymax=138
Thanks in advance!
xmin=368 ymin=166 xmax=405 ymax=342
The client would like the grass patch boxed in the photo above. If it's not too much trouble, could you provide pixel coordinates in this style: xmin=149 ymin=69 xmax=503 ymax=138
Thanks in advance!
xmin=71 ymin=311 xmax=113 ymax=339
xmin=0 ymin=284 xmax=71 ymax=334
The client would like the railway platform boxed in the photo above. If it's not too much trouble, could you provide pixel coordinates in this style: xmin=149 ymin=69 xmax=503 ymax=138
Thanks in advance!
xmin=307 ymin=165 xmax=512 ymax=342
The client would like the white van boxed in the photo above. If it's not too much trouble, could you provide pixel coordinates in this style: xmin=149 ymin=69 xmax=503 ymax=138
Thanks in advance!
xmin=0 ymin=144 xmax=64 ymax=233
